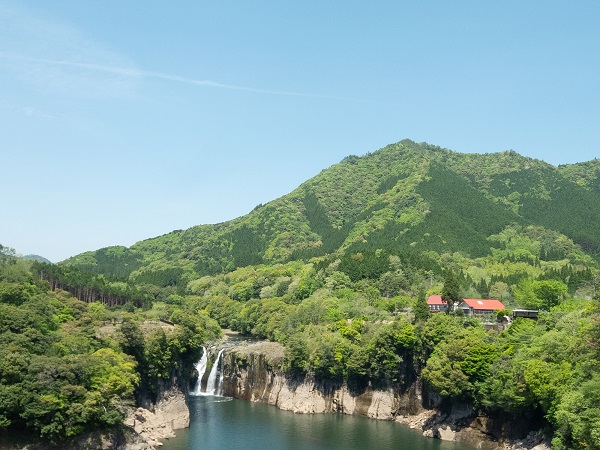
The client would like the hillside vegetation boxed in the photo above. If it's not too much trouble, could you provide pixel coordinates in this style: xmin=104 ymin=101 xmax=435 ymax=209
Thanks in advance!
xmin=64 ymin=140 xmax=600 ymax=286
xmin=5 ymin=140 xmax=600 ymax=449
xmin=0 ymin=246 xmax=220 ymax=446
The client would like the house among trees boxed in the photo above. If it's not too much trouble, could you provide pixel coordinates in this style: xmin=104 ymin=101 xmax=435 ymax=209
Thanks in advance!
xmin=512 ymin=309 xmax=539 ymax=320
xmin=427 ymin=294 xmax=449 ymax=312
xmin=427 ymin=295 xmax=507 ymax=320
xmin=458 ymin=298 xmax=506 ymax=320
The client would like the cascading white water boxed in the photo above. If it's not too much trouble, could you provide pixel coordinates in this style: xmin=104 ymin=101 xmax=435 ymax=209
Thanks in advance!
xmin=191 ymin=346 xmax=208 ymax=396
xmin=216 ymin=352 xmax=225 ymax=396
xmin=206 ymin=348 xmax=224 ymax=395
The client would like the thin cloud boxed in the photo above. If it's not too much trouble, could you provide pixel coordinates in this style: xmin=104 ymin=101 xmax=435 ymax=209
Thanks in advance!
xmin=0 ymin=52 xmax=358 ymax=102
xmin=0 ymin=2 xmax=358 ymax=102
xmin=0 ymin=99 xmax=58 ymax=120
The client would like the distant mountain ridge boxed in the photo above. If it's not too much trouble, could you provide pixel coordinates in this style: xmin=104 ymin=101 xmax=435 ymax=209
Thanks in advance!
xmin=64 ymin=140 xmax=600 ymax=285
xmin=21 ymin=254 xmax=53 ymax=264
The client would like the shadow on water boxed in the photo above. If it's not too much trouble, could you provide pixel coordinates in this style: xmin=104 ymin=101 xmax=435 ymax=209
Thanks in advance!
xmin=160 ymin=396 xmax=473 ymax=450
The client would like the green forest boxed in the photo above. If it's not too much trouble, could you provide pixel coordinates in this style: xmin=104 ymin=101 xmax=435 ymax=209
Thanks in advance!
xmin=3 ymin=142 xmax=600 ymax=449
xmin=0 ymin=245 xmax=221 ymax=446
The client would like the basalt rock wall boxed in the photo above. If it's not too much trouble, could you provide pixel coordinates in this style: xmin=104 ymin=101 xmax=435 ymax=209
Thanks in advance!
xmin=221 ymin=342 xmax=423 ymax=419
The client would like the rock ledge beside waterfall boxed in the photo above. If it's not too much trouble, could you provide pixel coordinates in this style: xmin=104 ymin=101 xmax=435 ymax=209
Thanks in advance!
xmin=222 ymin=341 xmax=421 ymax=418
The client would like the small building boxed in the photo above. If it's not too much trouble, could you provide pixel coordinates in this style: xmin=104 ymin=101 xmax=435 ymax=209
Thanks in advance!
xmin=458 ymin=298 xmax=506 ymax=321
xmin=512 ymin=309 xmax=539 ymax=320
xmin=427 ymin=294 xmax=449 ymax=312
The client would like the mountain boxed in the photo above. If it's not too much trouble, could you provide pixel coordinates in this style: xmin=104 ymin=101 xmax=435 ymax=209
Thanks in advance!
xmin=63 ymin=140 xmax=600 ymax=285
xmin=558 ymin=158 xmax=600 ymax=195
xmin=21 ymin=254 xmax=53 ymax=264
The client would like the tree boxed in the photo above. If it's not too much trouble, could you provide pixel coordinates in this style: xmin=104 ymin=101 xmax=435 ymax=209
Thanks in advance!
xmin=87 ymin=302 xmax=107 ymax=323
xmin=441 ymin=270 xmax=461 ymax=313
xmin=379 ymin=271 xmax=405 ymax=298
xmin=367 ymin=319 xmax=415 ymax=384
xmin=119 ymin=320 xmax=145 ymax=366
xmin=283 ymin=334 xmax=308 ymax=375
xmin=489 ymin=281 xmax=510 ymax=303
xmin=422 ymin=328 xmax=497 ymax=401
xmin=413 ymin=289 xmax=430 ymax=322
xmin=532 ymin=280 xmax=567 ymax=310
xmin=0 ymin=245 xmax=16 ymax=264
xmin=513 ymin=279 xmax=541 ymax=309
xmin=144 ymin=330 xmax=170 ymax=399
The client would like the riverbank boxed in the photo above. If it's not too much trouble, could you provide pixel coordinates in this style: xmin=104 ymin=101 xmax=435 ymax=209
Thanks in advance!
xmin=396 ymin=409 xmax=550 ymax=450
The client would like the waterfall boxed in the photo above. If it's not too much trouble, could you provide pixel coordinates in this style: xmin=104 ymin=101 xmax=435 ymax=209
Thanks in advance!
xmin=191 ymin=346 xmax=208 ymax=396
xmin=217 ymin=352 xmax=225 ymax=396
xmin=206 ymin=348 xmax=224 ymax=396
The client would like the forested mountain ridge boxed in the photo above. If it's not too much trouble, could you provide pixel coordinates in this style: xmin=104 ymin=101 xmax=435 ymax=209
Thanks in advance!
xmin=558 ymin=158 xmax=600 ymax=194
xmin=64 ymin=140 xmax=600 ymax=286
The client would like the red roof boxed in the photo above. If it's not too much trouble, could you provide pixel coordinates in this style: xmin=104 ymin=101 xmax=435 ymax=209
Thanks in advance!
xmin=461 ymin=298 xmax=505 ymax=311
xmin=427 ymin=295 xmax=446 ymax=305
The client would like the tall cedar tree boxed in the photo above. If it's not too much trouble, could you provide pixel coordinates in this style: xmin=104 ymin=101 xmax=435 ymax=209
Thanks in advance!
xmin=414 ymin=289 xmax=430 ymax=322
xmin=441 ymin=269 xmax=461 ymax=313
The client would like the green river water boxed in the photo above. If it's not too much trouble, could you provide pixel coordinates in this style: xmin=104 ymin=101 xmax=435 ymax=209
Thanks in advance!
xmin=160 ymin=395 xmax=473 ymax=450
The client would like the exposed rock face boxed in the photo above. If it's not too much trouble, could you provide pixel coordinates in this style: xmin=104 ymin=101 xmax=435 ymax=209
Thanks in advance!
xmin=221 ymin=342 xmax=550 ymax=450
xmin=123 ymin=379 xmax=190 ymax=450
xmin=397 ymin=407 xmax=550 ymax=450
xmin=222 ymin=341 xmax=423 ymax=419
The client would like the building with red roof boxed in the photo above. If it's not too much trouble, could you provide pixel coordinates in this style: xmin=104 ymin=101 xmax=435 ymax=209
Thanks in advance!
xmin=458 ymin=298 xmax=506 ymax=320
xmin=427 ymin=295 xmax=506 ymax=320
xmin=427 ymin=294 xmax=449 ymax=312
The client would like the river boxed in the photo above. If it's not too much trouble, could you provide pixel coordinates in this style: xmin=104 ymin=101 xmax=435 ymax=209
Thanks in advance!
xmin=160 ymin=395 xmax=472 ymax=450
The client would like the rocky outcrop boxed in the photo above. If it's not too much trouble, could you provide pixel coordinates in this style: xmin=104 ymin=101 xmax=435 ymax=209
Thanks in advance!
xmin=222 ymin=341 xmax=423 ymax=419
xmin=123 ymin=380 xmax=190 ymax=449
xmin=414 ymin=410 xmax=551 ymax=450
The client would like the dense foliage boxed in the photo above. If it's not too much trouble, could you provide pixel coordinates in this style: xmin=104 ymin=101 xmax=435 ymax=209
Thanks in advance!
xmin=0 ymin=248 xmax=220 ymax=445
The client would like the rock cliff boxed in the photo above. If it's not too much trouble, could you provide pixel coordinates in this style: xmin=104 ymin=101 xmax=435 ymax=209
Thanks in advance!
xmin=123 ymin=378 xmax=190 ymax=450
xmin=222 ymin=341 xmax=422 ymax=418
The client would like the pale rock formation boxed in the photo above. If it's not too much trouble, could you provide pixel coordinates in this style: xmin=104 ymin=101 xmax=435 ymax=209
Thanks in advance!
xmin=123 ymin=383 xmax=189 ymax=449
xmin=222 ymin=341 xmax=422 ymax=419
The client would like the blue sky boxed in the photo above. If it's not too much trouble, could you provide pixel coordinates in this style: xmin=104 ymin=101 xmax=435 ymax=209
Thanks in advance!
xmin=1 ymin=1 xmax=599 ymax=262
